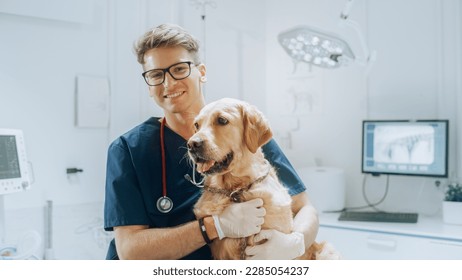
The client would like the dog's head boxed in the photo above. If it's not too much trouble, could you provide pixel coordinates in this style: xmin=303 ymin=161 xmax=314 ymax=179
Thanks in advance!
xmin=187 ymin=98 xmax=272 ymax=175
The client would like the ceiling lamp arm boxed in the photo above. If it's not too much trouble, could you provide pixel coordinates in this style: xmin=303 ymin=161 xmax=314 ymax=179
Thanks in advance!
xmin=340 ymin=0 xmax=355 ymax=20
xmin=338 ymin=0 xmax=377 ymax=71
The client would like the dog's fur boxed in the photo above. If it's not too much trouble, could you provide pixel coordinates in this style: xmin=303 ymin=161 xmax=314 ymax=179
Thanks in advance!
xmin=188 ymin=98 xmax=338 ymax=260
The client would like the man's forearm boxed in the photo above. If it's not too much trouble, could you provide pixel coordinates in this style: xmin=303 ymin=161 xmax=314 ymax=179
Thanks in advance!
xmin=291 ymin=192 xmax=319 ymax=247
xmin=115 ymin=217 xmax=215 ymax=259
xmin=293 ymin=204 xmax=319 ymax=247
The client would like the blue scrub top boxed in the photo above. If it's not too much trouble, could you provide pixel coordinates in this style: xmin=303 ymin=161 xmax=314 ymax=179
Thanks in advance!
xmin=104 ymin=117 xmax=306 ymax=260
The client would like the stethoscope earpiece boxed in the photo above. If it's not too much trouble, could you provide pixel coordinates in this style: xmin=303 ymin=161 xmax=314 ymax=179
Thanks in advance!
xmin=184 ymin=172 xmax=204 ymax=188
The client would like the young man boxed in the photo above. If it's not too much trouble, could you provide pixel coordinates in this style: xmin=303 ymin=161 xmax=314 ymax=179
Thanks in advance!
xmin=104 ymin=23 xmax=319 ymax=260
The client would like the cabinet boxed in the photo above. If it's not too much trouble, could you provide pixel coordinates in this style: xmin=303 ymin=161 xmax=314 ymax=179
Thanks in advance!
xmin=317 ymin=213 xmax=462 ymax=259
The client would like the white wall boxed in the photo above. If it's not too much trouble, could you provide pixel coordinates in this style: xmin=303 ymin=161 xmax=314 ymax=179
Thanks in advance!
xmin=0 ymin=1 xmax=109 ymax=209
xmin=358 ymin=0 xmax=461 ymax=212
xmin=265 ymin=0 xmax=368 ymax=205
xmin=0 ymin=0 xmax=114 ymax=259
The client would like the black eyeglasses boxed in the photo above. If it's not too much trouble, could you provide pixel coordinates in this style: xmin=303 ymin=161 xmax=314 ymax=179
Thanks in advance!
xmin=142 ymin=61 xmax=195 ymax=86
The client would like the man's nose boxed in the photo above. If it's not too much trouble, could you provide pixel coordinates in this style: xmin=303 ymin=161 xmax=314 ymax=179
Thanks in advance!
xmin=163 ymin=72 xmax=177 ymax=88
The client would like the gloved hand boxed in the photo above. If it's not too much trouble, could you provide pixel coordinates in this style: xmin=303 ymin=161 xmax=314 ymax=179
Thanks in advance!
xmin=212 ymin=198 xmax=266 ymax=239
xmin=245 ymin=229 xmax=305 ymax=260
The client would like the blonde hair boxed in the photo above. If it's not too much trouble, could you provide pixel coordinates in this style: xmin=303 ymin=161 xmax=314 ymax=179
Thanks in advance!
xmin=134 ymin=23 xmax=201 ymax=65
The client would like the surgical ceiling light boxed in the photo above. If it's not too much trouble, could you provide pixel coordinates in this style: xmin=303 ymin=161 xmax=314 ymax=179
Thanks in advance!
xmin=278 ymin=0 xmax=375 ymax=70
xmin=278 ymin=26 xmax=355 ymax=69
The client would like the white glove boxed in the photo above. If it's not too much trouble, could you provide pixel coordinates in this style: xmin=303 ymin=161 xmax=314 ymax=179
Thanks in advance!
xmin=245 ymin=229 xmax=305 ymax=260
xmin=212 ymin=198 xmax=266 ymax=239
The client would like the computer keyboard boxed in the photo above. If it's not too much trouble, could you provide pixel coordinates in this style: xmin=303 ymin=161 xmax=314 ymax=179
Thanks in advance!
xmin=338 ymin=211 xmax=418 ymax=223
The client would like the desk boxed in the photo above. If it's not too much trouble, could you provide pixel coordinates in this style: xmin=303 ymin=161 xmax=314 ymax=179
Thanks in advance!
xmin=317 ymin=213 xmax=462 ymax=259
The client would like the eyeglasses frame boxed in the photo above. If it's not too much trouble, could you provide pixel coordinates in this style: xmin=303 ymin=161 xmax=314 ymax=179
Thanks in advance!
xmin=141 ymin=61 xmax=195 ymax=86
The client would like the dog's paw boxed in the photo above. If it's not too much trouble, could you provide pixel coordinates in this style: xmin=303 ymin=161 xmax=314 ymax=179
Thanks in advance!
xmin=315 ymin=242 xmax=342 ymax=260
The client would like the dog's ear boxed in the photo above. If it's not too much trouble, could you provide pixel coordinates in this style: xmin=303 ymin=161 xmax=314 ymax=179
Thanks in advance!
xmin=241 ymin=104 xmax=273 ymax=153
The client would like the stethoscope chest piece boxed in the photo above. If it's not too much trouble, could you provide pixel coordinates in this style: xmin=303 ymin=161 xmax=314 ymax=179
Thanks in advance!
xmin=156 ymin=196 xmax=173 ymax=213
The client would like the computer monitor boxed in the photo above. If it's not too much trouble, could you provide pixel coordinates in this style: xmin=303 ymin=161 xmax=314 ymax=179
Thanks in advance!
xmin=0 ymin=128 xmax=31 ymax=194
xmin=362 ymin=120 xmax=449 ymax=177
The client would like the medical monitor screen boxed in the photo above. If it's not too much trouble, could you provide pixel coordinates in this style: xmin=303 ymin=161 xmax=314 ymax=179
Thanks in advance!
xmin=0 ymin=135 xmax=21 ymax=180
xmin=362 ymin=120 xmax=448 ymax=177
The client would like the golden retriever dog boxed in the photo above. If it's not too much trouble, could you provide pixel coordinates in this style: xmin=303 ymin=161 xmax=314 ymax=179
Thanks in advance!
xmin=188 ymin=98 xmax=338 ymax=260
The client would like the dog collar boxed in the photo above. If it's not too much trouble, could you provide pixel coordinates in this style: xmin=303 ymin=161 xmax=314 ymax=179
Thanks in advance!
xmin=203 ymin=163 xmax=272 ymax=203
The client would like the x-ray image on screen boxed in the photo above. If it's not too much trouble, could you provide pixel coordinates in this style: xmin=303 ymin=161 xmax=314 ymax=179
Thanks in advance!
xmin=374 ymin=125 xmax=434 ymax=165
xmin=362 ymin=120 xmax=448 ymax=177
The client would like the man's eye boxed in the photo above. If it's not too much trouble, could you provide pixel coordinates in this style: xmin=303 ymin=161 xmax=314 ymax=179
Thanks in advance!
xmin=172 ymin=66 xmax=187 ymax=73
xmin=148 ymin=71 xmax=163 ymax=79
xmin=217 ymin=117 xmax=229 ymax=125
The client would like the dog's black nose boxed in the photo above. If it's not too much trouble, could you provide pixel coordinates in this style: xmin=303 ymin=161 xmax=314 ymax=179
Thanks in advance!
xmin=187 ymin=138 xmax=204 ymax=151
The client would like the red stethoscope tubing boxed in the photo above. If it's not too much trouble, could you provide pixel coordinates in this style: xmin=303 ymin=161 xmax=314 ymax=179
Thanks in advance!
xmin=160 ymin=117 xmax=167 ymax=197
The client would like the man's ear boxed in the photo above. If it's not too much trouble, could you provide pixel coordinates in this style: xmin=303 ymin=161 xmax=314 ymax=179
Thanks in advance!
xmin=197 ymin=63 xmax=207 ymax=79
xmin=241 ymin=104 xmax=273 ymax=153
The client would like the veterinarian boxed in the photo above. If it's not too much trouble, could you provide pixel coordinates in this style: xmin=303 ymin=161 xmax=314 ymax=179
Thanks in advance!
xmin=103 ymin=23 xmax=319 ymax=260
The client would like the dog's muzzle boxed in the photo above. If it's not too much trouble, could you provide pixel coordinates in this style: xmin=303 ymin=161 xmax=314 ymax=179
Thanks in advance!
xmin=187 ymin=138 xmax=234 ymax=174
xmin=187 ymin=137 xmax=207 ymax=164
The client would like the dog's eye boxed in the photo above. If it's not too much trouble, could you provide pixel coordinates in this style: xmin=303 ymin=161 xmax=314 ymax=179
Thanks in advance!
xmin=217 ymin=116 xmax=229 ymax=126
xmin=194 ymin=122 xmax=200 ymax=131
